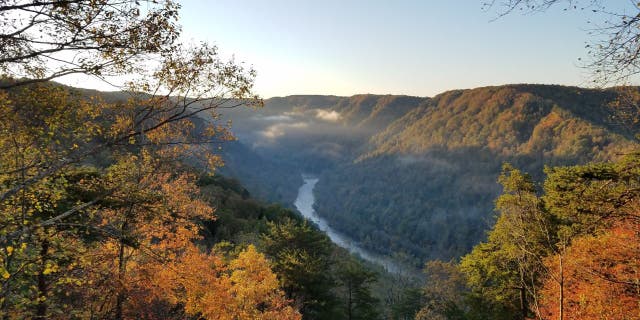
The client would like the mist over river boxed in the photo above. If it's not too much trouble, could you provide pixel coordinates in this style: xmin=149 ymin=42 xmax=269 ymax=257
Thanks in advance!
xmin=294 ymin=176 xmax=403 ymax=274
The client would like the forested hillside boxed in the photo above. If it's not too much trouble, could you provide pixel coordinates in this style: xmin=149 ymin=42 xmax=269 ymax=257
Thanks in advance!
xmin=213 ymin=94 xmax=426 ymax=205
xmin=366 ymin=85 xmax=633 ymax=162
xmin=197 ymin=175 xmax=394 ymax=320
xmin=218 ymin=85 xmax=639 ymax=263
xmin=0 ymin=79 xmax=404 ymax=319
xmin=4 ymin=0 xmax=640 ymax=319
xmin=413 ymin=157 xmax=640 ymax=319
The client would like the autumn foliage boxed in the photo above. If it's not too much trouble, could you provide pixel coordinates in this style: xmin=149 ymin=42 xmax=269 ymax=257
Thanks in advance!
xmin=0 ymin=1 xmax=297 ymax=317
xmin=539 ymin=220 xmax=640 ymax=320
xmin=455 ymin=158 xmax=640 ymax=320
xmin=0 ymin=126 xmax=301 ymax=319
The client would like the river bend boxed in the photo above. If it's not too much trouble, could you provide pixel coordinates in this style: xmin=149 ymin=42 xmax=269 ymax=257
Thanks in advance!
xmin=293 ymin=177 xmax=402 ymax=274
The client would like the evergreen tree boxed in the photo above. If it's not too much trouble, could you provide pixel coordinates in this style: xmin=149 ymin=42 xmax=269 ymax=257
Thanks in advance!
xmin=460 ymin=164 xmax=554 ymax=320
xmin=261 ymin=219 xmax=339 ymax=320
xmin=336 ymin=260 xmax=381 ymax=320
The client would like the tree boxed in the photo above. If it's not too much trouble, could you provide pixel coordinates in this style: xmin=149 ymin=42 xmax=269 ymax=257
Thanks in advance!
xmin=149 ymin=244 xmax=301 ymax=320
xmin=0 ymin=0 xmax=280 ymax=318
xmin=0 ymin=166 xmax=97 ymax=319
xmin=538 ymin=221 xmax=640 ymax=320
xmin=539 ymin=155 xmax=640 ymax=319
xmin=0 ymin=0 xmax=180 ymax=88
xmin=0 ymin=43 xmax=258 ymax=210
xmin=0 ymin=0 xmax=260 ymax=217
xmin=79 ymin=151 xmax=216 ymax=319
xmin=227 ymin=245 xmax=301 ymax=320
xmin=260 ymin=219 xmax=339 ymax=320
xmin=389 ymin=284 xmax=423 ymax=320
xmin=0 ymin=80 xmax=246 ymax=317
xmin=336 ymin=260 xmax=380 ymax=320
xmin=416 ymin=260 xmax=467 ymax=320
xmin=0 ymin=128 xmax=303 ymax=319
xmin=460 ymin=164 xmax=553 ymax=320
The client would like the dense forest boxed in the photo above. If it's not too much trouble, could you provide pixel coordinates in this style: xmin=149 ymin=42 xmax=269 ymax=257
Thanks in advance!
xmin=0 ymin=1 xmax=309 ymax=318
xmin=415 ymin=157 xmax=640 ymax=319
xmin=315 ymin=85 xmax=639 ymax=262
xmin=2 ymin=0 xmax=640 ymax=319
xmin=217 ymin=85 xmax=639 ymax=264
xmin=0 ymin=77 xmax=412 ymax=319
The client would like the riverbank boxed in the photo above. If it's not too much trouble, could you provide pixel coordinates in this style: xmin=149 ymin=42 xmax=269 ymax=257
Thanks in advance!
xmin=293 ymin=176 xmax=405 ymax=274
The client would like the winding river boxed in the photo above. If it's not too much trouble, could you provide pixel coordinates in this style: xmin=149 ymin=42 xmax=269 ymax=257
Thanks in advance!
xmin=294 ymin=176 xmax=403 ymax=274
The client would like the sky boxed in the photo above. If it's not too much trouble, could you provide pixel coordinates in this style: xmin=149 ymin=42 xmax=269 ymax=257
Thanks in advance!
xmin=63 ymin=1 xmax=639 ymax=98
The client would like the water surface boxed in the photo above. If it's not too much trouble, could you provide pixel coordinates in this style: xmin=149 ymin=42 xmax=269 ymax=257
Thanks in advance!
xmin=294 ymin=177 xmax=402 ymax=274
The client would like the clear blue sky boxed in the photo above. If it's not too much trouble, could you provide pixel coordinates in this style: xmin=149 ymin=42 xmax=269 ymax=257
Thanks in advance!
xmin=179 ymin=1 xmax=640 ymax=98
xmin=65 ymin=1 xmax=638 ymax=98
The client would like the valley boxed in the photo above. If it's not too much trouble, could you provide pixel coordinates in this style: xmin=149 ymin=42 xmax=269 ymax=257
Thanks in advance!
xmin=4 ymin=1 xmax=640 ymax=318
xmin=212 ymin=84 xmax=639 ymax=266
xmin=294 ymin=176 xmax=403 ymax=274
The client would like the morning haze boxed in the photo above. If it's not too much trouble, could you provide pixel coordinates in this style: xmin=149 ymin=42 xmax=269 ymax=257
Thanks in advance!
xmin=3 ymin=1 xmax=640 ymax=319
xmin=173 ymin=1 xmax=631 ymax=97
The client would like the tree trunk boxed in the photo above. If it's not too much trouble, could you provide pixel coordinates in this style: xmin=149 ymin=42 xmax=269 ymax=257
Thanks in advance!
xmin=519 ymin=268 xmax=527 ymax=320
xmin=35 ymin=239 xmax=49 ymax=319
xmin=115 ymin=220 xmax=128 ymax=320
xmin=558 ymin=255 xmax=564 ymax=320
xmin=520 ymin=286 xmax=526 ymax=320
xmin=2 ymin=281 xmax=10 ymax=320
xmin=347 ymin=281 xmax=352 ymax=320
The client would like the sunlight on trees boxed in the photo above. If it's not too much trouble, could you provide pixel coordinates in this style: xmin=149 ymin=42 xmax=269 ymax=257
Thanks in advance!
xmin=458 ymin=156 xmax=640 ymax=320
xmin=0 ymin=1 xmax=304 ymax=319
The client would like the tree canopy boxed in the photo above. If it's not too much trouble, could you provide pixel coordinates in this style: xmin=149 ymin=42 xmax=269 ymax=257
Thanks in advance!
xmin=436 ymin=155 xmax=640 ymax=320
xmin=0 ymin=1 xmax=308 ymax=319
xmin=1 ymin=0 xmax=179 ymax=88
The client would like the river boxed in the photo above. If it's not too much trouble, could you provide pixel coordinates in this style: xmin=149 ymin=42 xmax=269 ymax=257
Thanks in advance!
xmin=294 ymin=176 xmax=403 ymax=274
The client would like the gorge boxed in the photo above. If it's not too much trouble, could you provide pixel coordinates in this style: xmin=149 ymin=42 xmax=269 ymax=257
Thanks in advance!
xmin=213 ymin=84 xmax=639 ymax=266
xmin=293 ymin=176 xmax=403 ymax=273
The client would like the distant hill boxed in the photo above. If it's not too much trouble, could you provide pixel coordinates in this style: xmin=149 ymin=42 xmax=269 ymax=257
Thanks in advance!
xmin=365 ymin=85 xmax=633 ymax=163
xmin=214 ymin=94 xmax=427 ymax=203
xmin=313 ymin=85 xmax=637 ymax=262
xmin=213 ymin=84 xmax=639 ymax=265
xmin=47 ymin=82 xmax=640 ymax=264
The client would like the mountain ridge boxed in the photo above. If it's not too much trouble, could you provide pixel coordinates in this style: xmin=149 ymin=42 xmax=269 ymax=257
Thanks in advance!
xmin=362 ymin=84 xmax=636 ymax=163
xmin=216 ymin=84 xmax=640 ymax=263
xmin=43 ymin=81 xmax=640 ymax=263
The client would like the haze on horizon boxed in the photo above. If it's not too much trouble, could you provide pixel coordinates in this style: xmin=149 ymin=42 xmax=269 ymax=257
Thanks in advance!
xmin=59 ymin=1 xmax=638 ymax=98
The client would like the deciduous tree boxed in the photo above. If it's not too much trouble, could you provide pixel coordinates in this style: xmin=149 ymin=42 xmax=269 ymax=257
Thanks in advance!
xmin=0 ymin=0 xmax=180 ymax=88
xmin=538 ymin=221 xmax=640 ymax=320
xmin=336 ymin=260 xmax=380 ymax=320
